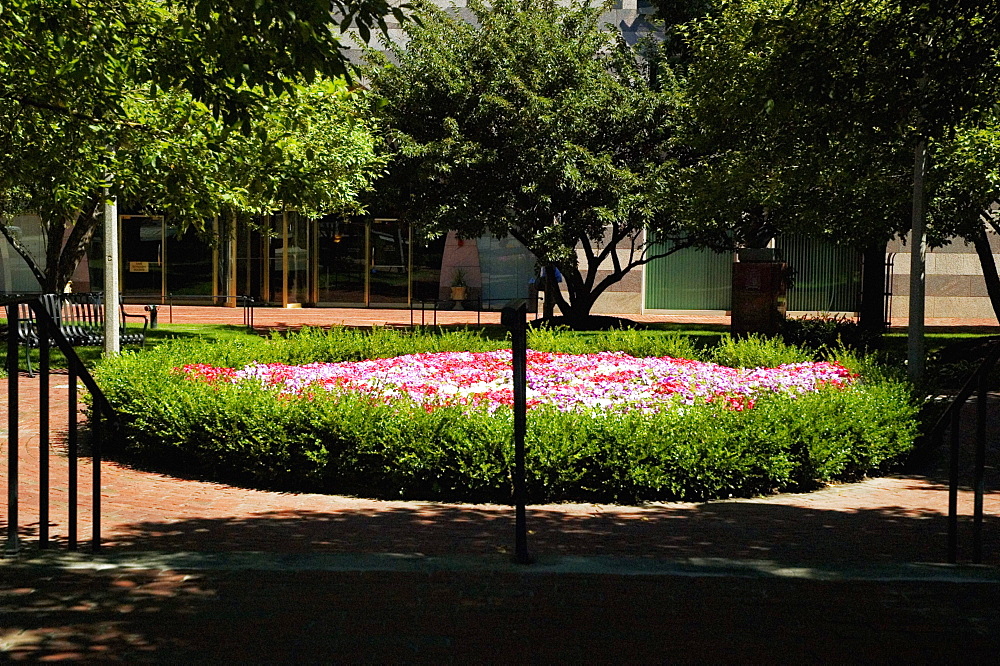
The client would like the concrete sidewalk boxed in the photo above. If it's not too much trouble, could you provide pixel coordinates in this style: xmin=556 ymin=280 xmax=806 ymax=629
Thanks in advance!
xmin=3 ymin=550 xmax=1000 ymax=663
xmin=2 ymin=307 xmax=999 ymax=661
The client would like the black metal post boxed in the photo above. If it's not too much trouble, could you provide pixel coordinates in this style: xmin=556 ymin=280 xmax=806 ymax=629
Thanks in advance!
xmin=68 ymin=367 xmax=78 ymax=551
xmin=6 ymin=303 xmax=19 ymax=554
xmin=973 ymin=365 xmax=988 ymax=564
xmin=947 ymin=405 xmax=961 ymax=563
xmin=502 ymin=300 xmax=531 ymax=564
xmin=39 ymin=305 xmax=50 ymax=548
xmin=92 ymin=396 xmax=102 ymax=552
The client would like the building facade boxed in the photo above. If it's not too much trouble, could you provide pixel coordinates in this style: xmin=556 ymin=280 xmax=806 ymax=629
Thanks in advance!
xmin=4 ymin=0 xmax=998 ymax=321
xmin=4 ymin=209 xmax=999 ymax=322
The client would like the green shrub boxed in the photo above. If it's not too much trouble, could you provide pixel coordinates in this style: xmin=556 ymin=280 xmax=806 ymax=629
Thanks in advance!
xmin=93 ymin=327 xmax=919 ymax=503
xmin=527 ymin=326 xmax=700 ymax=359
xmin=526 ymin=325 xmax=593 ymax=354
xmin=781 ymin=314 xmax=865 ymax=352
xmin=708 ymin=334 xmax=811 ymax=368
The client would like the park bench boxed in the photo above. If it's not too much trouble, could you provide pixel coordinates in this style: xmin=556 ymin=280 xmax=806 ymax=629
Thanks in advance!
xmin=12 ymin=292 xmax=148 ymax=375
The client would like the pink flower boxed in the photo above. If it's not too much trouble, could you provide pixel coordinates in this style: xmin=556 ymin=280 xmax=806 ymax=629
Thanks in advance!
xmin=177 ymin=351 xmax=856 ymax=414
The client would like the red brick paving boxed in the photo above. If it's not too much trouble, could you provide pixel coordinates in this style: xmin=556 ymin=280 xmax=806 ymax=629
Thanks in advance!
xmin=142 ymin=302 xmax=1000 ymax=331
xmin=1 ymin=322 xmax=996 ymax=565
xmin=3 ymin=307 xmax=1000 ymax=661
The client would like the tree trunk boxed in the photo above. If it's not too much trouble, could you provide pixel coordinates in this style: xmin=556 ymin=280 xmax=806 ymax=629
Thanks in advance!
xmin=972 ymin=225 xmax=1000 ymax=324
xmin=542 ymin=262 xmax=599 ymax=325
xmin=858 ymin=244 xmax=887 ymax=335
xmin=542 ymin=264 xmax=558 ymax=319
xmin=0 ymin=195 xmax=101 ymax=293
xmin=52 ymin=208 xmax=101 ymax=292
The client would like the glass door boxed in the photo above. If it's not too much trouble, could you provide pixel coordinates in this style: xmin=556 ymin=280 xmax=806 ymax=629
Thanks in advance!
xmin=316 ymin=217 xmax=366 ymax=304
xmin=120 ymin=215 xmax=165 ymax=300
xmin=368 ymin=219 xmax=409 ymax=305
xmin=166 ymin=225 xmax=215 ymax=297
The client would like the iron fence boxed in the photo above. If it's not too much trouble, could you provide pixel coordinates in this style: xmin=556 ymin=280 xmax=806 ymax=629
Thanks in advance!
xmin=3 ymin=295 xmax=115 ymax=553
xmin=925 ymin=338 xmax=1000 ymax=564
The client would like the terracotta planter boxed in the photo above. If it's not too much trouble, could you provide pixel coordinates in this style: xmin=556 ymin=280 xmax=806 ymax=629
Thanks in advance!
xmin=450 ymin=286 xmax=468 ymax=301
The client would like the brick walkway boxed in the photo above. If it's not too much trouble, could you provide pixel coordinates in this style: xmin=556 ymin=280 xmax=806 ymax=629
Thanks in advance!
xmin=144 ymin=302 xmax=1000 ymax=331
xmin=2 ymin=307 xmax=999 ymax=661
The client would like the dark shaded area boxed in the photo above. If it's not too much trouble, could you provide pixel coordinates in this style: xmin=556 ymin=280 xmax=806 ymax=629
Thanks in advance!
xmin=2 ymin=562 xmax=999 ymax=662
xmin=100 ymin=500 xmax=998 ymax=565
xmin=923 ymin=335 xmax=1000 ymax=393
xmin=931 ymin=335 xmax=1000 ymax=367
xmin=531 ymin=314 xmax=645 ymax=331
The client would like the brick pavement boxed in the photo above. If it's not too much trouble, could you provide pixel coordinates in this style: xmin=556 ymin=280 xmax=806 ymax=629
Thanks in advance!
xmin=2 ymin=307 xmax=999 ymax=661
xmin=141 ymin=302 xmax=1000 ymax=331
xmin=2 ymin=370 xmax=996 ymax=565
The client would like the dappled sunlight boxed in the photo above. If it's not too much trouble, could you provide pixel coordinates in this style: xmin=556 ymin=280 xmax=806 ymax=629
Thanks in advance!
xmin=100 ymin=499 xmax=999 ymax=566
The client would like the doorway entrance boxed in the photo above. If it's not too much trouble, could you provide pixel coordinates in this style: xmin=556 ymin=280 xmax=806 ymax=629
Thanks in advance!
xmin=314 ymin=218 xmax=445 ymax=307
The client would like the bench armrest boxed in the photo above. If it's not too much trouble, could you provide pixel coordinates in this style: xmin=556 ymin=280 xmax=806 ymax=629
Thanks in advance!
xmin=120 ymin=309 xmax=149 ymax=326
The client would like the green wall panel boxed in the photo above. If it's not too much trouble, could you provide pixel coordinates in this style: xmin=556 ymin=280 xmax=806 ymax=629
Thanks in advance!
xmin=645 ymin=245 xmax=732 ymax=310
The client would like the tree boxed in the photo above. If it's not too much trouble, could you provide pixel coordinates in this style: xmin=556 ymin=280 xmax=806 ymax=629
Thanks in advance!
xmin=0 ymin=78 xmax=383 ymax=291
xmin=0 ymin=0 xmax=399 ymax=291
xmin=674 ymin=0 xmax=915 ymax=249
xmin=121 ymin=80 xmax=383 ymax=221
xmin=367 ymin=0 xmax=687 ymax=322
xmin=673 ymin=0 xmax=1000 ymax=343
xmin=925 ymin=117 xmax=1000 ymax=318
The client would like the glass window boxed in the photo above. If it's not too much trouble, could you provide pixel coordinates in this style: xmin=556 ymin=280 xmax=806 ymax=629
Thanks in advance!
xmin=316 ymin=217 xmax=366 ymax=304
xmin=477 ymin=235 xmax=537 ymax=309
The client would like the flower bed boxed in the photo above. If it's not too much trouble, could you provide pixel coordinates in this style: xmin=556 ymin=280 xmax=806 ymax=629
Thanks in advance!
xmin=179 ymin=350 xmax=856 ymax=413
xmin=94 ymin=331 xmax=918 ymax=503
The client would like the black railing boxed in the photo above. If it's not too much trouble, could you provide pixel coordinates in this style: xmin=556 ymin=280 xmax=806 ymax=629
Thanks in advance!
xmin=410 ymin=294 xmax=540 ymax=327
xmin=162 ymin=294 xmax=255 ymax=329
xmin=3 ymin=296 xmax=116 ymax=553
xmin=925 ymin=338 xmax=1000 ymax=564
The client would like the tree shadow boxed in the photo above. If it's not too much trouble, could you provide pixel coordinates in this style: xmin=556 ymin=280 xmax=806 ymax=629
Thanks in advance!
xmin=5 ymin=545 xmax=1000 ymax=663
xmin=102 ymin=499 xmax=999 ymax=567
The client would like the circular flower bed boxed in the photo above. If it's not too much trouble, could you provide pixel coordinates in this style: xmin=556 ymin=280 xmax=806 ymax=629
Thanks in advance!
xmin=95 ymin=333 xmax=916 ymax=503
xmin=179 ymin=350 xmax=856 ymax=413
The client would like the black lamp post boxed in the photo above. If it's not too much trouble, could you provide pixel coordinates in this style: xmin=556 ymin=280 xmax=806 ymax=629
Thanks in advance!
xmin=501 ymin=300 xmax=531 ymax=564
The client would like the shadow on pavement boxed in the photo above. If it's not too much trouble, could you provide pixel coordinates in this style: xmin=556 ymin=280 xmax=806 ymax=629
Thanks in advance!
xmin=98 ymin=500 xmax=998 ymax=566
xmin=3 ymin=550 xmax=1000 ymax=663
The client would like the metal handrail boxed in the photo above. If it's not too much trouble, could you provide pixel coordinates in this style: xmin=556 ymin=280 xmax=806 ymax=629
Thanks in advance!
xmin=4 ymin=296 xmax=116 ymax=553
xmin=409 ymin=293 xmax=541 ymax=327
xmin=924 ymin=338 xmax=1000 ymax=564
xmin=164 ymin=293 xmax=255 ymax=329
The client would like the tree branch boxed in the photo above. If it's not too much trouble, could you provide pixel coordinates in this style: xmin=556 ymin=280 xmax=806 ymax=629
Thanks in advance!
xmin=0 ymin=221 xmax=47 ymax=288
xmin=974 ymin=217 xmax=1000 ymax=325
xmin=0 ymin=93 xmax=153 ymax=131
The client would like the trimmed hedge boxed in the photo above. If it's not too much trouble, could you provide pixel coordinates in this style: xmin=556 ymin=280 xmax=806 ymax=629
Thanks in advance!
xmin=93 ymin=327 xmax=918 ymax=503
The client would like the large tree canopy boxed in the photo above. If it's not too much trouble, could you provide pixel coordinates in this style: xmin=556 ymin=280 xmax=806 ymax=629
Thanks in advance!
xmin=0 ymin=0 xmax=396 ymax=291
xmin=674 ymin=0 xmax=1000 ymax=306
xmin=368 ymin=0 xmax=686 ymax=322
xmin=0 ymin=0 xmax=408 ymax=125
xmin=673 ymin=0 xmax=923 ymax=251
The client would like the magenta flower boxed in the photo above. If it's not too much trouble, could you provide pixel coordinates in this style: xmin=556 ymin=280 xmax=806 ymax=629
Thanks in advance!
xmin=178 ymin=351 xmax=856 ymax=414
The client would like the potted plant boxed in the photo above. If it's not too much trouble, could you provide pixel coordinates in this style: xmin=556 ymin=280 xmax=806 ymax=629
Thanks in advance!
xmin=450 ymin=269 xmax=468 ymax=302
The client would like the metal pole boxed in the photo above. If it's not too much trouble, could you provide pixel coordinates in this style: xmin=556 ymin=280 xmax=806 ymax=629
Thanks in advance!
xmin=947 ymin=405 xmax=961 ymax=563
xmin=6 ymin=303 xmax=19 ymax=554
xmin=92 ymin=398 xmax=102 ymax=553
xmin=103 ymin=183 xmax=121 ymax=355
xmin=502 ymin=300 xmax=531 ymax=564
xmin=907 ymin=138 xmax=928 ymax=381
xmin=39 ymin=307 xmax=50 ymax=548
xmin=973 ymin=366 xmax=988 ymax=563
xmin=69 ymin=368 xmax=78 ymax=551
